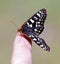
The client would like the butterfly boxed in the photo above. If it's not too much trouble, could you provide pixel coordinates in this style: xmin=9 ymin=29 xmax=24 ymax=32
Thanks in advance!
xmin=19 ymin=8 xmax=50 ymax=52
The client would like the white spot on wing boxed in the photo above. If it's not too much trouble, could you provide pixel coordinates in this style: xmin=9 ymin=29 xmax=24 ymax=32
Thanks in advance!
xmin=38 ymin=31 xmax=40 ymax=33
xmin=27 ymin=22 xmax=32 ymax=27
xmin=30 ymin=19 xmax=34 ymax=23
xmin=34 ymin=29 xmax=37 ymax=31
xmin=37 ymin=42 xmax=40 ymax=44
xmin=41 ymin=21 xmax=43 ymax=24
xmin=29 ymin=35 xmax=34 ymax=38
xmin=33 ymin=38 xmax=37 ymax=41
xmin=29 ymin=24 xmax=32 ymax=27
xmin=39 ymin=11 xmax=41 ymax=13
xmin=37 ymin=13 xmax=40 ymax=17
xmin=34 ymin=16 xmax=38 ymax=20
xmin=31 ymin=35 xmax=34 ymax=37
xmin=38 ymin=24 xmax=40 ymax=27
xmin=36 ymin=22 xmax=40 ymax=27
xmin=40 ymin=44 xmax=43 ymax=47
xmin=29 ymin=35 xmax=32 ymax=37
xmin=36 ymin=24 xmax=37 ymax=27
xmin=43 ymin=46 xmax=46 ymax=50
xmin=39 ymin=19 xmax=41 ymax=21
xmin=37 ymin=22 xmax=40 ymax=23
xmin=27 ymin=22 xmax=29 ymax=25
xmin=40 ymin=39 xmax=42 ymax=42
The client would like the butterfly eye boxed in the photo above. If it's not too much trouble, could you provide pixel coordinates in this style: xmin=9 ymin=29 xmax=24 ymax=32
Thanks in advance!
xmin=40 ymin=8 xmax=47 ymax=14
xmin=42 ymin=8 xmax=46 ymax=13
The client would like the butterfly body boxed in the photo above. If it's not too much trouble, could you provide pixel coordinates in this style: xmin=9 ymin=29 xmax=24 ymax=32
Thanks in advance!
xmin=20 ymin=8 xmax=50 ymax=52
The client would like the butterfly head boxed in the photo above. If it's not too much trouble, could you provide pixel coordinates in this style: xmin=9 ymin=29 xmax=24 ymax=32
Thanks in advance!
xmin=39 ymin=8 xmax=47 ymax=20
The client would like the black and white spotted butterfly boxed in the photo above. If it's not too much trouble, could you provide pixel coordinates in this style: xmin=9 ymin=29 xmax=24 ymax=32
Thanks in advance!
xmin=20 ymin=8 xmax=50 ymax=52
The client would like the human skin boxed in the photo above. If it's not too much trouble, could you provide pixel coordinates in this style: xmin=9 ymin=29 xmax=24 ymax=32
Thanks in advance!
xmin=11 ymin=32 xmax=32 ymax=64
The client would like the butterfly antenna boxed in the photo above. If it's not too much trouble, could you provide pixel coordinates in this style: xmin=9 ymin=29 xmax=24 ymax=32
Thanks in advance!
xmin=11 ymin=20 xmax=19 ymax=29
xmin=9 ymin=16 xmax=19 ymax=29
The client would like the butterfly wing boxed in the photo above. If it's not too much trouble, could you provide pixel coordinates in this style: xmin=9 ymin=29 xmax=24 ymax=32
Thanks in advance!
xmin=25 ymin=8 xmax=47 ymax=35
xmin=29 ymin=34 xmax=50 ymax=52
xmin=21 ymin=25 xmax=50 ymax=51
xmin=21 ymin=8 xmax=50 ymax=51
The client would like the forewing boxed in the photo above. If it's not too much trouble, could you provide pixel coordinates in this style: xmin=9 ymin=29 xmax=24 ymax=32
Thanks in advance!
xmin=26 ymin=8 xmax=47 ymax=35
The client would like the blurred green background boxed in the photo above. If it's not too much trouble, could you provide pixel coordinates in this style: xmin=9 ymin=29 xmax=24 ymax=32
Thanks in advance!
xmin=0 ymin=0 xmax=60 ymax=64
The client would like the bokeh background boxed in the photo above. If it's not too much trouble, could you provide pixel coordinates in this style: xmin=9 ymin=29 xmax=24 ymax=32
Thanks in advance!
xmin=0 ymin=0 xmax=60 ymax=64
